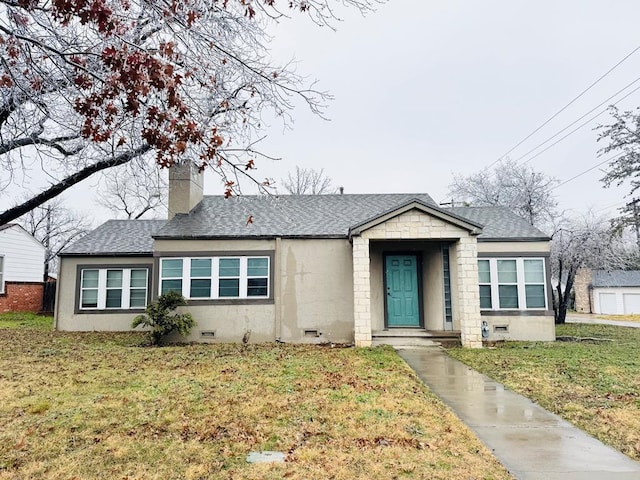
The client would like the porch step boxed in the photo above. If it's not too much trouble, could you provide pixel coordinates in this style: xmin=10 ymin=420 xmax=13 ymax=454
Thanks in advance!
xmin=371 ymin=329 xmax=461 ymax=348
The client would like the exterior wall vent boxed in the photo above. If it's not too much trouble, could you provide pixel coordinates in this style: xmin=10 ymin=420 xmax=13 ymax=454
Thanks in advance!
xmin=303 ymin=329 xmax=320 ymax=338
xmin=493 ymin=325 xmax=509 ymax=333
xmin=200 ymin=330 xmax=216 ymax=338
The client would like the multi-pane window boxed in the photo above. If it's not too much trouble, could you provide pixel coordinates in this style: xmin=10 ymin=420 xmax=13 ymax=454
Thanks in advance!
xmin=161 ymin=259 xmax=183 ymax=295
xmin=79 ymin=268 xmax=149 ymax=310
xmin=497 ymin=259 xmax=518 ymax=308
xmin=478 ymin=258 xmax=547 ymax=310
xmin=477 ymin=259 xmax=492 ymax=309
xmin=524 ymin=259 xmax=546 ymax=308
xmin=159 ymin=256 xmax=270 ymax=300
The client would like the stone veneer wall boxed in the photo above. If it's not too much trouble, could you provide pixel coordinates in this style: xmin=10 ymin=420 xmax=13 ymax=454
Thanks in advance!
xmin=573 ymin=268 xmax=592 ymax=313
xmin=352 ymin=210 xmax=482 ymax=348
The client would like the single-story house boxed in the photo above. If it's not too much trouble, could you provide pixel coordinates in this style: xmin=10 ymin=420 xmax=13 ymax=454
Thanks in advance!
xmin=55 ymin=164 xmax=555 ymax=347
xmin=575 ymin=268 xmax=640 ymax=315
xmin=0 ymin=223 xmax=46 ymax=312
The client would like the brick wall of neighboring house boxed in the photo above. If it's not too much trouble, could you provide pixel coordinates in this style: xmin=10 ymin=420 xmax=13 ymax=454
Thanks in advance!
xmin=0 ymin=282 xmax=44 ymax=313
xmin=574 ymin=268 xmax=592 ymax=313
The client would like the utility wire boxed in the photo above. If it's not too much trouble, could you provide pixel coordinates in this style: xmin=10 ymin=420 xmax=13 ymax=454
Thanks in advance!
xmin=486 ymin=44 xmax=640 ymax=170
xmin=516 ymin=79 xmax=640 ymax=164
xmin=550 ymin=152 xmax=622 ymax=191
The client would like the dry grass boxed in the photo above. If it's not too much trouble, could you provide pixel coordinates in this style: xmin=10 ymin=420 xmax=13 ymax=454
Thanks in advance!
xmin=0 ymin=315 xmax=510 ymax=480
xmin=593 ymin=314 xmax=640 ymax=322
xmin=449 ymin=323 xmax=640 ymax=460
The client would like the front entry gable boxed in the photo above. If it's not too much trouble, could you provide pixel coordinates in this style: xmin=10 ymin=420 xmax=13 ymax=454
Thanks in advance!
xmin=348 ymin=200 xmax=483 ymax=240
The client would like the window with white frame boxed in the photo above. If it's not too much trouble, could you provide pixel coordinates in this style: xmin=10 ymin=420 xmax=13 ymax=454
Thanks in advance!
xmin=477 ymin=258 xmax=547 ymax=310
xmin=0 ymin=256 xmax=5 ymax=294
xmin=160 ymin=256 xmax=270 ymax=300
xmin=79 ymin=268 xmax=149 ymax=310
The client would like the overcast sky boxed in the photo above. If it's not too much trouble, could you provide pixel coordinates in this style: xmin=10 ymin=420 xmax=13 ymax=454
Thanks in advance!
xmin=7 ymin=0 xmax=640 ymax=225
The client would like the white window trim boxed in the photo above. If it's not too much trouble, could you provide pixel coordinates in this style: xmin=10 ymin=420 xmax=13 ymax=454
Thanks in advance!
xmin=80 ymin=268 xmax=149 ymax=310
xmin=479 ymin=258 xmax=547 ymax=311
xmin=159 ymin=256 xmax=270 ymax=300
xmin=0 ymin=255 xmax=4 ymax=294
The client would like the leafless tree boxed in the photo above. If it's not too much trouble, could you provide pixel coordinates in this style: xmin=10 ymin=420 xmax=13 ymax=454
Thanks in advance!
xmin=448 ymin=159 xmax=559 ymax=228
xmin=281 ymin=166 xmax=335 ymax=194
xmin=0 ymin=0 xmax=378 ymax=226
xmin=550 ymin=211 xmax=639 ymax=324
xmin=19 ymin=199 xmax=91 ymax=278
xmin=97 ymin=157 xmax=167 ymax=219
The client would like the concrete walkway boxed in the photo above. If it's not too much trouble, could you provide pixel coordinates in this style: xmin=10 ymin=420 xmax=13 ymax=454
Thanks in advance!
xmin=397 ymin=347 xmax=640 ymax=480
xmin=566 ymin=314 xmax=640 ymax=329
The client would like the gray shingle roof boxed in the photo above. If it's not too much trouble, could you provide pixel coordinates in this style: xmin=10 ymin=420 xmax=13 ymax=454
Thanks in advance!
xmin=154 ymin=194 xmax=440 ymax=238
xmin=592 ymin=270 xmax=640 ymax=287
xmin=61 ymin=219 xmax=166 ymax=255
xmin=447 ymin=207 xmax=549 ymax=240
xmin=62 ymin=195 xmax=550 ymax=255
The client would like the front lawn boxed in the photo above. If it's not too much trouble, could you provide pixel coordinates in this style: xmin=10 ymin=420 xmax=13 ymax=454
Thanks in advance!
xmin=0 ymin=315 xmax=510 ymax=480
xmin=449 ymin=323 xmax=640 ymax=460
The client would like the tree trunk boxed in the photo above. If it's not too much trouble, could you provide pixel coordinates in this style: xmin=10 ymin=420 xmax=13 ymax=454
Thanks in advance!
xmin=0 ymin=145 xmax=150 ymax=226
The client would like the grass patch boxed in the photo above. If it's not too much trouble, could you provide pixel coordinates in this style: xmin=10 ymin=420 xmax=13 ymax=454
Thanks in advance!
xmin=0 ymin=312 xmax=52 ymax=330
xmin=449 ymin=323 xmax=640 ymax=460
xmin=0 ymin=327 xmax=511 ymax=479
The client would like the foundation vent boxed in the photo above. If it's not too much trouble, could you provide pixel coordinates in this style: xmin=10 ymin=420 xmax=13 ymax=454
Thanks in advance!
xmin=493 ymin=325 xmax=509 ymax=333
xmin=200 ymin=330 xmax=216 ymax=338
xmin=303 ymin=329 xmax=320 ymax=338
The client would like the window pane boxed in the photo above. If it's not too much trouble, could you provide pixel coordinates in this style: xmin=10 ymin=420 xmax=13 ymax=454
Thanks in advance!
xmin=479 ymin=285 xmax=492 ymax=309
xmin=526 ymin=285 xmax=546 ymax=308
xmin=82 ymin=270 xmax=99 ymax=288
xmin=219 ymin=278 xmax=239 ymax=297
xmin=524 ymin=259 xmax=544 ymax=283
xmin=106 ymin=270 xmax=123 ymax=288
xmin=247 ymin=258 xmax=269 ymax=277
xmin=191 ymin=259 xmax=211 ymax=277
xmin=129 ymin=289 xmax=147 ymax=308
xmin=130 ymin=269 xmax=147 ymax=288
xmin=81 ymin=289 xmax=98 ymax=308
xmin=162 ymin=259 xmax=183 ymax=277
xmin=106 ymin=289 xmax=122 ymax=308
xmin=497 ymin=260 xmax=517 ymax=283
xmin=219 ymin=258 xmax=240 ymax=277
xmin=477 ymin=260 xmax=491 ymax=283
xmin=248 ymin=278 xmax=268 ymax=297
xmin=498 ymin=285 xmax=519 ymax=308
xmin=190 ymin=279 xmax=211 ymax=298
xmin=161 ymin=279 xmax=182 ymax=294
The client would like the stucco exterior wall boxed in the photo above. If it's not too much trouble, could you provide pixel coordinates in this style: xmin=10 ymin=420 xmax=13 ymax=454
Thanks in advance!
xmin=55 ymin=256 xmax=153 ymax=331
xmin=482 ymin=314 xmax=555 ymax=342
xmin=278 ymin=238 xmax=354 ymax=344
xmin=57 ymin=238 xmax=355 ymax=344
xmin=478 ymin=241 xmax=550 ymax=254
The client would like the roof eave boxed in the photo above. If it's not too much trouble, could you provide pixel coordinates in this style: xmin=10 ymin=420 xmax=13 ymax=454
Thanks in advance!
xmin=348 ymin=199 xmax=484 ymax=239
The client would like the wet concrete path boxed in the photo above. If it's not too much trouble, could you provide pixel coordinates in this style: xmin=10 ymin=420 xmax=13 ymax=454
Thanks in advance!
xmin=397 ymin=347 xmax=640 ymax=480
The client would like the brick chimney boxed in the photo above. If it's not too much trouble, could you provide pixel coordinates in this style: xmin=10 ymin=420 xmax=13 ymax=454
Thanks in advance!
xmin=168 ymin=162 xmax=204 ymax=219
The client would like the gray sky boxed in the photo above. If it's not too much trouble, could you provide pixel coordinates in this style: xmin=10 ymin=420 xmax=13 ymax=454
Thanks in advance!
xmin=7 ymin=0 xmax=640 ymax=225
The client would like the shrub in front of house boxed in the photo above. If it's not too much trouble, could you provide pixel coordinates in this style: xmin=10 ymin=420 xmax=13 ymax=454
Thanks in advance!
xmin=132 ymin=291 xmax=195 ymax=345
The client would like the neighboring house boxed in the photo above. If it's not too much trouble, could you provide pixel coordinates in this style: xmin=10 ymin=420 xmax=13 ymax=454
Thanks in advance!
xmin=55 ymin=164 xmax=555 ymax=347
xmin=0 ymin=224 xmax=46 ymax=313
xmin=575 ymin=268 xmax=640 ymax=315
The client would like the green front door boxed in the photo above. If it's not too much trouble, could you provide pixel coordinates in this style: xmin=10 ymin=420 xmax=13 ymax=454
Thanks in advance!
xmin=385 ymin=255 xmax=421 ymax=327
